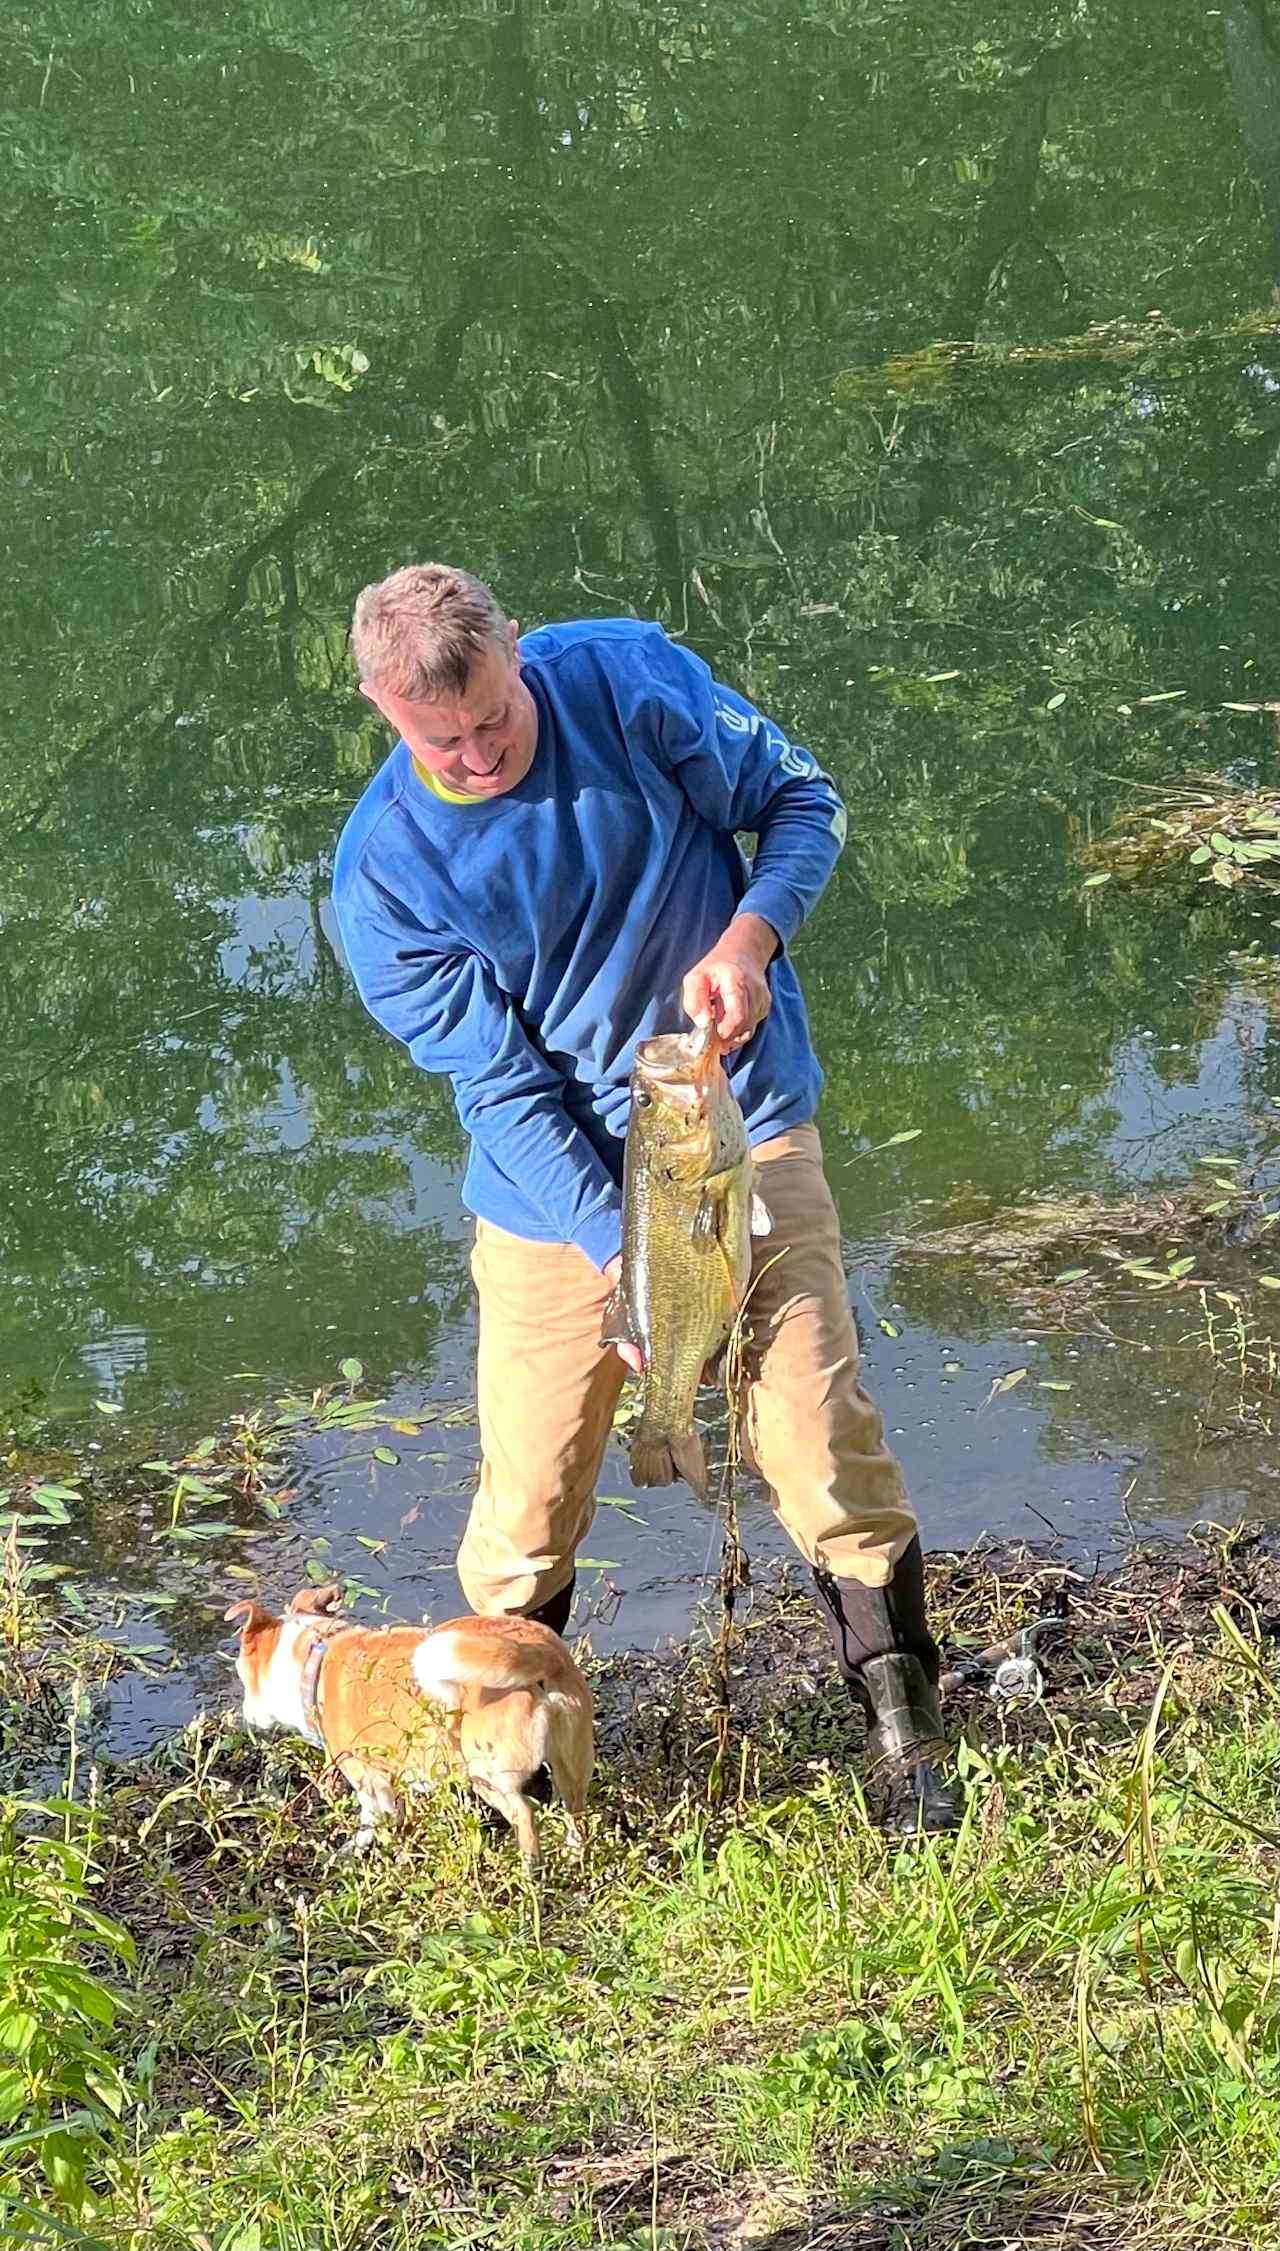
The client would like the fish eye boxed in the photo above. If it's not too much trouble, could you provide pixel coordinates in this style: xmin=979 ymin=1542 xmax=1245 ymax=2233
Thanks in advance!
xmin=635 ymin=1087 xmax=652 ymax=1108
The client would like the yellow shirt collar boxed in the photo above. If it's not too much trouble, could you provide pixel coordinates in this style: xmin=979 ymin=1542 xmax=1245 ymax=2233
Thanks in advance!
xmin=410 ymin=753 xmax=483 ymax=807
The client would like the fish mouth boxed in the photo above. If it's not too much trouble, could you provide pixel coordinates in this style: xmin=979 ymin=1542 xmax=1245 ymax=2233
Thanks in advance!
xmin=632 ymin=1035 xmax=711 ymax=1108
xmin=633 ymin=1034 xmax=697 ymax=1079
xmin=633 ymin=1029 xmax=722 ymax=1084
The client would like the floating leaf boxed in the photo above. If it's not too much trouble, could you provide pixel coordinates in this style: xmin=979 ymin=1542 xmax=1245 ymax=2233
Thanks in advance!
xmin=1135 ymin=689 xmax=1186 ymax=705
xmin=1046 ymin=691 xmax=1067 ymax=711
xmin=339 ymin=1357 xmax=364 ymax=1383
xmin=878 ymin=1318 xmax=900 ymax=1337
xmin=576 ymin=1558 xmax=619 ymax=1570
xmin=1082 ymin=872 xmax=1111 ymax=888
xmin=1210 ymin=832 xmax=1235 ymax=856
xmin=1039 ymin=1381 xmax=1073 ymax=1392
xmin=923 ymin=669 xmax=961 ymax=683
xmin=355 ymin=1535 xmax=386 ymax=1552
xmin=373 ymin=1445 xmax=399 ymax=1466
xmin=1189 ymin=844 xmax=1214 ymax=864
xmin=883 ymin=1128 xmax=923 ymax=1146
xmin=1258 ymin=1276 xmax=1280 ymax=1290
xmin=1222 ymin=701 xmax=1262 ymax=713
xmin=983 ymin=1368 xmax=1027 ymax=1408
xmin=94 ymin=1399 xmax=124 ymax=1415
xmin=1054 ymin=1268 xmax=1090 ymax=1284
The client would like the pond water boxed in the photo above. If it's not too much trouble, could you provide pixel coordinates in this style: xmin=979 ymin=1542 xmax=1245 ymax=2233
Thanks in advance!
xmin=7 ymin=2 xmax=1280 ymax=1746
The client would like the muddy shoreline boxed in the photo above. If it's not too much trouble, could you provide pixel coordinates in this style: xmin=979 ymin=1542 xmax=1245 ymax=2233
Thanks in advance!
xmin=70 ymin=1523 xmax=1280 ymax=1831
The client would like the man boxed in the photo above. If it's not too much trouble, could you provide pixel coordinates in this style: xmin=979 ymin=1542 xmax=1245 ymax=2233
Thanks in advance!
xmin=333 ymin=563 xmax=959 ymax=1833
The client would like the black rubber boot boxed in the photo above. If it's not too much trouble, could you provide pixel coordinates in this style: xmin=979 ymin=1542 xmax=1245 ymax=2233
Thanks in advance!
xmin=524 ymin=1574 xmax=576 ymax=1640
xmin=812 ymin=1539 xmax=961 ymax=1837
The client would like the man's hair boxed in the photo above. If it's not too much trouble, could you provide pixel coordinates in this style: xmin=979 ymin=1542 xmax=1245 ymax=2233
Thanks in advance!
xmin=351 ymin=563 xmax=510 ymax=700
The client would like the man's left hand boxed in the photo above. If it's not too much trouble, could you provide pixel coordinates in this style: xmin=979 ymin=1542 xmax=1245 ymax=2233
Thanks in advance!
xmin=681 ymin=913 xmax=779 ymax=1049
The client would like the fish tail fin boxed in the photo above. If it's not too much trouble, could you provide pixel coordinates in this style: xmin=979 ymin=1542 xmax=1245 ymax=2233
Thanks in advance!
xmin=630 ymin=1422 xmax=708 ymax=1499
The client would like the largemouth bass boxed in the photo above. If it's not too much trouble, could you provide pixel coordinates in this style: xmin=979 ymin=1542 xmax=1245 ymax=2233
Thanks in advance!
xmin=604 ymin=1030 xmax=769 ymax=1497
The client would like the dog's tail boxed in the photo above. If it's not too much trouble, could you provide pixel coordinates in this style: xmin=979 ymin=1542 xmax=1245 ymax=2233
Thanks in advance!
xmin=411 ymin=1617 xmax=586 ymax=1714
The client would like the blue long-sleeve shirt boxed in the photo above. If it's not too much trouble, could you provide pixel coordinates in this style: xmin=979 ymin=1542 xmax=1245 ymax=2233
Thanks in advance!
xmin=331 ymin=619 xmax=847 ymax=1271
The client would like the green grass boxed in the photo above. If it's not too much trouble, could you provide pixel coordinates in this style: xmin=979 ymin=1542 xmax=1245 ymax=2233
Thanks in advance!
xmin=4 ymin=1560 xmax=1280 ymax=2249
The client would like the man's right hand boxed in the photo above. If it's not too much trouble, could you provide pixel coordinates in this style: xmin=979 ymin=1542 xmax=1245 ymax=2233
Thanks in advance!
xmin=603 ymin=1254 xmax=645 ymax=1375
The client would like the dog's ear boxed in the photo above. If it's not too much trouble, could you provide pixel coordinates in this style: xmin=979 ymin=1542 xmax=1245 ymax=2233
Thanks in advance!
xmin=287 ymin=1582 xmax=343 ymax=1617
xmin=223 ymin=1599 xmax=274 ymax=1632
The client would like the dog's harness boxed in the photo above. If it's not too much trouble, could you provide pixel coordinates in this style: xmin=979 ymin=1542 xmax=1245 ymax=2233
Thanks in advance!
xmin=298 ymin=1617 xmax=353 ymax=1748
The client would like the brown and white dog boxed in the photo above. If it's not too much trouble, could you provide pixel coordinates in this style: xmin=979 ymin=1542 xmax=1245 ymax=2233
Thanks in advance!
xmin=224 ymin=1583 xmax=593 ymax=1866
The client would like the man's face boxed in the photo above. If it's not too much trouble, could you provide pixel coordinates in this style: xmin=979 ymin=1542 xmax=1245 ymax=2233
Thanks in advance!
xmin=360 ymin=622 xmax=538 ymax=799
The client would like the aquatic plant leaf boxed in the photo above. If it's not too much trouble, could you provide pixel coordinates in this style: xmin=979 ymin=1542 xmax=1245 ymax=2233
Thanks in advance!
xmin=1189 ymin=844 xmax=1214 ymax=864
xmin=1210 ymin=832 xmax=1235 ymax=855
xmin=372 ymin=1445 xmax=398 ymax=1465
xmin=339 ymin=1356 xmax=364 ymax=1383
xmin=1082 ymin=872 xmax=1111 ymax=887
xmin=1054 ymin=1268 xmax=1089 ymax=1282
xmin=1046 ymin=691 xmax=1067 ymax=710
